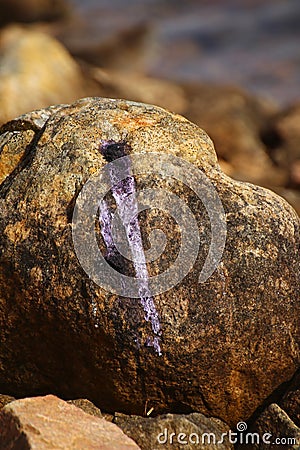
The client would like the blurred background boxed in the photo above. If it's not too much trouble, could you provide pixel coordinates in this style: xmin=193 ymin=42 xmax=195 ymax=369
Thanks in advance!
xmin=0 ymin=0 xmax=300 ymax=213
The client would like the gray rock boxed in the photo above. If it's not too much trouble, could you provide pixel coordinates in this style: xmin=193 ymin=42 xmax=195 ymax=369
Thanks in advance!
xmin=238 ymin=403 xmax=300 ymax=449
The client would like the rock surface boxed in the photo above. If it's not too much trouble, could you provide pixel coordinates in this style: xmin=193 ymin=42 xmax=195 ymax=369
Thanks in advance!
xmin=114 ymin=412 xmax=233 ymax=450
xmin=0 ymin=97 xmax=299 ymax=427
xmin=0 ymin=394 xmax=141 ymax=449
xmin=0 ymin=26 xmax=86 ymax=125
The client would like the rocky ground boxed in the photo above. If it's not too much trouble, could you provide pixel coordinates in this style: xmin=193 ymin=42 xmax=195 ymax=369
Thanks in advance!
xmin=0 ymin=1 xmax=299 ymax=449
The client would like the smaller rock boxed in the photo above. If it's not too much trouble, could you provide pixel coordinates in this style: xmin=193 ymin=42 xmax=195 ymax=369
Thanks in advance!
xmin=114 ymin=412 xmax=233 ymax=450
xmin=0 ymin=394 xmax=141 ymax=449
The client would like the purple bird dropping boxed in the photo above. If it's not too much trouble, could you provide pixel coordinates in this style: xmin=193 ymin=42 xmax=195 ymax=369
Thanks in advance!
xmin=99 ymin=140 xmax=162 ymax=355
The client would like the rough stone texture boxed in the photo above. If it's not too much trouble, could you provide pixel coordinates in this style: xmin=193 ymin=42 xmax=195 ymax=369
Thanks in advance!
xmin=0 ymin=25 xmax=86 ymax=125
xmin=239 ymin=403 xmax=300 ymax=449
xmin=0 ymin=97 xmax=299 ymax=427
xmin=0 ymin=394 xmax=141 ymax=449
xmin=114 ymin=412 xmax=233 ymax=450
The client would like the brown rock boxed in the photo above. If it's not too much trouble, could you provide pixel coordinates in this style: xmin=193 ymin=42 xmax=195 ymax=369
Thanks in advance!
xmin=0 ymin=97 xmax=299 ymax=428
xmin=0 ymin=25 xmax=86 ymax=125
xmin=239 ymin=404 xmax=300 ymax=449
xmin=114 ymin=412 xmax=233 ymax=449
xmin=0 ymin=394 xmax=141 ymax=449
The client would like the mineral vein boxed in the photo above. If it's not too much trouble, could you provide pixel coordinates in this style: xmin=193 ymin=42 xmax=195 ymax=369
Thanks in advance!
xmin=99 ymin=141 xmax=162 ymax=355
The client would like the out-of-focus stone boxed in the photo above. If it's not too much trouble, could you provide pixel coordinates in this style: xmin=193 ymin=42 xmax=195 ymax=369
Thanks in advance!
xmin=264 ymin=104 xmax=300 ymax=189
xmin=280 ymin=371 xmax=300 ymax=428
xmin=114 ymin=412 xmax=233 ymax=450
xmin=0 ymin=395 xmax=141 ymax=449
xmin=181 ymin=82 xmax=285 ymax=186
xmin=0 ymin=25 xmax=86 ymax=124
xmin=91 ymin=67 xmax=187 ymax=114
xmin=0 ymin=0 xmax=69 ymax=26
xmin=0 ymin=97 xmax=299 ymax=428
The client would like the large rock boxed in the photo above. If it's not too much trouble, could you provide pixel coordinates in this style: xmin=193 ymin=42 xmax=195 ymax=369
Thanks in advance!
xmin=0 ymin=394 xmax=141 ymax=449
xmin=0 ymin=26 xmax=86 ymax=125
xmin=0 ymin=97 xmax=299 ymax=427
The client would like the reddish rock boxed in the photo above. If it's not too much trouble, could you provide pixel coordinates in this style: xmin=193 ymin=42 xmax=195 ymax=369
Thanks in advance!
xmin=0 ymin=395 xmax=140 ymax=449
